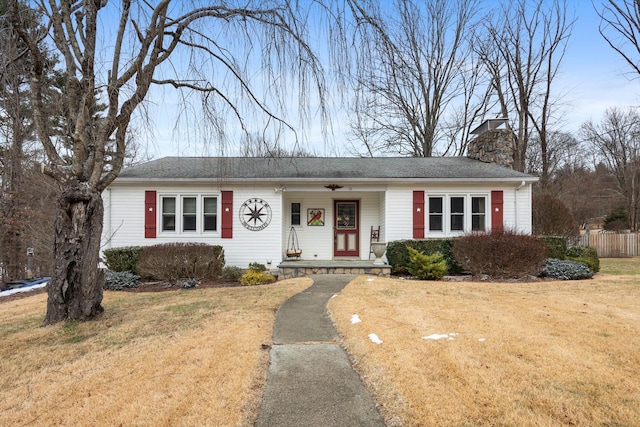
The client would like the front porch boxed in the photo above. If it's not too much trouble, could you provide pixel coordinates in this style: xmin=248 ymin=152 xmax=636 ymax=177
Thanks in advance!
xmin=278 ymin=259 xmax=391 ymax=279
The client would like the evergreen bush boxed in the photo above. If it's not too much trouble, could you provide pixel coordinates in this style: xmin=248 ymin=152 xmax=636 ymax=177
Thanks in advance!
xmin=222 ymin=266 xmax=243 ymax=281
xmin=102 ymin=246 xmax=142 ymax=273
xmin=566 ymin=246 xmax=600 ymax=272
xmin=248 ymin=262 xmax=267 ymax=272
xmin=386 ymin=239 xmax=461 ymax=275
xmin=179 ymin=278 xmax=199 ymax=289
xmin=540 ymin=258 xmax=594 ymax=280
xmin=103 ymin=270 xmax=140 ymax=290
xmin=540 ymin=236 xmax=567 ymax=259
xmin=407 ymin=247 xmax=448 ymax=280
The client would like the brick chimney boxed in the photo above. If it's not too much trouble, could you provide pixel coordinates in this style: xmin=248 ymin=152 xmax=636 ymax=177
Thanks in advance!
xmin=467 ymin=118 xmax=515 ymax=169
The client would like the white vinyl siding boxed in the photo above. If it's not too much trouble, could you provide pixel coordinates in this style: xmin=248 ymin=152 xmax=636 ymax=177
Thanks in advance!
xmin=282 ymin=191 xmax=382 ymax=261
xmin=102 ymin=181 xmax=533 ymax=268
xmin=384 ymin=184 xmax=532 ymax=240
xmin=103 ymin=185 xmax=282 ymax=268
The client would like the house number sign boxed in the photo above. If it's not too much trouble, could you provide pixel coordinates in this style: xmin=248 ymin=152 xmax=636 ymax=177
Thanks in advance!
xmin=239 ymin=198 xmax=272 ymax=231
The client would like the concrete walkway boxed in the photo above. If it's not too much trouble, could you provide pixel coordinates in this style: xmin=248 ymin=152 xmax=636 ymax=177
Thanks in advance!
xmin=256 ymin=275 xmax=386 ymax=427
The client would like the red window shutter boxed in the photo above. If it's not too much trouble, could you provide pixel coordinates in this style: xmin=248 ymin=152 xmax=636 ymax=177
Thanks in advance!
xmin=413 ymin=191 xmax=425 ymax=239
xmin=144 ymin=191 xmax=157 ymax=238
xmin=221 ymin=191 xmax=233 ymax=238
xmin=491 ymin=190 xmax=504 ymax=231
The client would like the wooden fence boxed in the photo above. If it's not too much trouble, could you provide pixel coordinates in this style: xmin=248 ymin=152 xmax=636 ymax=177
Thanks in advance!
xmin=578 ymin=233 xmax=640 ymax=257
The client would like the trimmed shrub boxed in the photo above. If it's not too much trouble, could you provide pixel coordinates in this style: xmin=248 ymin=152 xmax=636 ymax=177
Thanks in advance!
xmin=540 ymin=258 xmax=594 ymax=280
xmin=104 ymin=270 xmax=140 ymax=290
xmin=137 ymin=243 xmax=225 ymax=283
xmin=540 ymin=236 xmax=567 ymax=259
xmin=566 ymin=246 xmax=600 ymax=272
xmin=240 ymin=270 xmax=276 ymax=286
xmin=532 ymin=193 xmax=580 ymax=238
xmin=386 ymin=239 xmax=462 ymax=275
xmin=102 ymin=246 xmax=142 ymax=273
xmin=407 ymin=247 xmax=448 ymax=280
xmin=452 ymin=229 xmax=547 ymax=279
xmin=248 ymin=262 xmax=267 ymax=272
xmin=222 ymin=266 xmax=243 ymax=281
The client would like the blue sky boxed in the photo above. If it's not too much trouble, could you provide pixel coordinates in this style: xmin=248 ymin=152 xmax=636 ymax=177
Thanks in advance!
xmin=138 ymin=0 xmax=639 ymax=159
xmin=559 ymin=0 xmax=639 ymax=134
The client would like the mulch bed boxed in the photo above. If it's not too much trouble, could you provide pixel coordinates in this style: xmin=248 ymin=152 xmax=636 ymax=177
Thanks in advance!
xmin=122 ymin=279 xmax=243 ymax=293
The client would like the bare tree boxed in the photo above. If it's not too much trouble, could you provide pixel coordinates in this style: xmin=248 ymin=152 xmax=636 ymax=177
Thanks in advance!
xmin=478 ymin=0 xmax=573 ymax=175
xmin=346 ymin=0 xmax=485 ymax=157
xmin=239 ymin=133 xmax=316 ymax=158
xmin=598 ymin=0 xmax=640 ymax=76
xmin=8 ymin=0 xmax=330 ymax=324
xmin=581 ymin=107 xmax=640 ymax=231
xmin=0 ymin=1 xmax=50 ymax=280
xmin=525 ymin=131 xmax=583 ymax=179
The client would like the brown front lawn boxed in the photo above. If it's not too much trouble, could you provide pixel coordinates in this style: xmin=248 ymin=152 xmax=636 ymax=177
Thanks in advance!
xmin=0 ymin=278 xmax=312 ymax=426
xmin=328 ymin=262 xmax=640 ymax=426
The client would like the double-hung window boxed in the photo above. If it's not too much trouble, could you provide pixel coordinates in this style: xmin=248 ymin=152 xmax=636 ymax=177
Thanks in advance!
xmin=162 ymin=197 xmax=176 ymax=231
xmin=160 ymin=194 xmax=218 ymax=234
xmin=471 ymin=196 xmax=486 ymax=231
xmin=450 ymin=197 xmax=465 ymax=231
xmin=182 ymin=196 xmax=197 ymax=232
xmin=428 ymin=197 xmax=443 ymax=232
xmin=424 ymin=194 xmax=488 ymax=234
xmin=203 ymin=197 xmax=218 ymax=232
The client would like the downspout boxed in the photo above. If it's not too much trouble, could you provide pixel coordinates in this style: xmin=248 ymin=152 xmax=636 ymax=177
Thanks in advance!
xmin=514 ymin=181 xmax=526 ymax=231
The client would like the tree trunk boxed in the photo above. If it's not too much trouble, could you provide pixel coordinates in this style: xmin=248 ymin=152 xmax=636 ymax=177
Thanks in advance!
xmin=43 ymin=185 xmax=104 ymax=325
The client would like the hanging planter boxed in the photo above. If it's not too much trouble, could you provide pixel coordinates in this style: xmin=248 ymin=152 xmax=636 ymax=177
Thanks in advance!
xmin=285 ymin=226 xmax=302 ymax=258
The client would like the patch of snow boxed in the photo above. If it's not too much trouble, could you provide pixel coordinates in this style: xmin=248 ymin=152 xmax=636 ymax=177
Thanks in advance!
xmin=478 ymin=338 xmax=486 ymax=342
xmin=423 ymin=332 xmax=458 ymax=341
xmin=351 ymin=314 xmax=362 ymax=324
xmin=422 ymin=334 xmax=450 ymax=340
xmin=366 ymin=278 xmax=374 ymax=282
xmin=368 ymin=333 xmax=383 ymax=344
xmin=0 ymin=282 xmax=48 ymax=298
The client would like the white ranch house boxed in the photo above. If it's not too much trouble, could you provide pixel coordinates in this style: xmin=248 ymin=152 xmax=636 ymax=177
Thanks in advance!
xmin=101 ymin=154 xmax=537 ymax=275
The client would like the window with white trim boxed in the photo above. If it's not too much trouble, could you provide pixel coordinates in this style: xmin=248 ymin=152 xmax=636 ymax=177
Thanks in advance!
xmin=162 ymin=197 xmax=176 ymax=231
xmin=425 ymin=194 xmax=488 ymax=234
xmin=471 ymin=196 xmax=486 ymax=231
xmin=203 ymin=197 xmax=218 ymax=231
xmin=160 ymin=194 xmax=219 ymax=234
xmin=450 ymin=197 xmax=464 ymax=231
xmin=428 ymin=197 xmax=443 ymax=232
xmin=182 ymin=196 xmax=197 ymax=231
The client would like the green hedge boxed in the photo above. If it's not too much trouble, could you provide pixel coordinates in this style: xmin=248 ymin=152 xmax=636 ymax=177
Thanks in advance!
xmin=386 ymin=239 xmax=462 ymax=275
xmin=102 ymin=246 xmax=142 ymax=273
xmin=566 ymin=245 xmax=600 ymax=273
xmin=539 ymin=236 xmax=567 ymax=259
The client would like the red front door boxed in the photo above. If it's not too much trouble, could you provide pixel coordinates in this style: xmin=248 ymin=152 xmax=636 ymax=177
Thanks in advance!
xmin=334 ymin=200 xmax=359 ymax=257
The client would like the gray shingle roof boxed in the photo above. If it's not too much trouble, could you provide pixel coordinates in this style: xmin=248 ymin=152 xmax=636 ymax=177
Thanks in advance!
xmin=115 ymin=156 xmax=537 ymax=182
